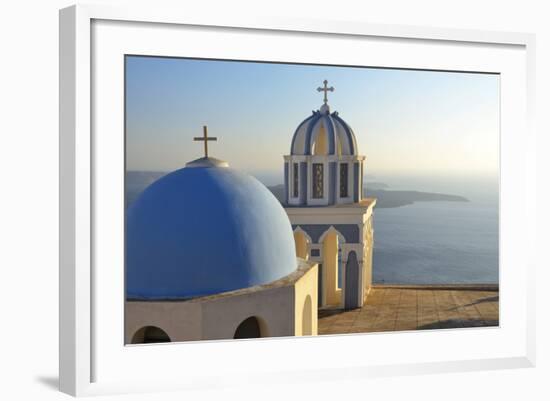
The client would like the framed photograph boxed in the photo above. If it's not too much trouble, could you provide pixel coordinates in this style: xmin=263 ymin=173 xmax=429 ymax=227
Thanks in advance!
xmin=59 ymin=4 xmax=536 ymax=396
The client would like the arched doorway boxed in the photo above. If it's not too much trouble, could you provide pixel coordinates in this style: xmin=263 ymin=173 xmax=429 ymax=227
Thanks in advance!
xmin=302 ymin=295 xmax=313 ymax=336
xmin=131 ymin=325 xmax=171 ymax=344
xmin=293 ymin=230 xmax=310 ymax=260
xmin=344 ymin=251 xmax=360 ymax=310
xmin=321 ymin=229 xmax=344 ymax=306
xmin=234 ymin=316 xmax=265 ymax=339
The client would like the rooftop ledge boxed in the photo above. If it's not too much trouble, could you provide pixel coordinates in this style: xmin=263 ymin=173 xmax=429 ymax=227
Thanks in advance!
xmin=127 ymin=258 xmax=317 ymax=303
xmin=285 ymin=198 xmax=376 ymax=213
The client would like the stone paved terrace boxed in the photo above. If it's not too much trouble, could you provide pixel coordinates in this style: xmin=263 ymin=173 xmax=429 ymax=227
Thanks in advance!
xmin=318 ymin=285 xmax=499 ymax=334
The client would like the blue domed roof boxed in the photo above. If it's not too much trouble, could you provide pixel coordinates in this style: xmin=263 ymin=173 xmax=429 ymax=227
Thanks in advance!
xmin=126 ymin=159 xmax=297 ymax=299
xmin=290 ymin=105 xmax=357 ymax=156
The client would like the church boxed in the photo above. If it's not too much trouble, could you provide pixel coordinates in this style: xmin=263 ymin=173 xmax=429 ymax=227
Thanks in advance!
xmin=125 ymin=128 xmax=318 ymax=344
xmin=283 ymin=81 xmax=376 ymax=310
xmin=125 ymin=81 xmax=375 ymax=344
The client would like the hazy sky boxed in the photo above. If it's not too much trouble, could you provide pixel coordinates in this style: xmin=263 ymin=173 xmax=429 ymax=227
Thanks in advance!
xmin=125 ymin=56 xmax=499 ymax=183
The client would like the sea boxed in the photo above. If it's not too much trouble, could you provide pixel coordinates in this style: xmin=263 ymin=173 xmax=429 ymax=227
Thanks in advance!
xmin=368 ymin=175 xmax=499 ymax=285
xmin=126 ymin=172 xmax=499 ymax=285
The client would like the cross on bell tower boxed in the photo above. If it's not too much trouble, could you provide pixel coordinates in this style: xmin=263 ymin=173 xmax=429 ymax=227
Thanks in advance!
xmin=317 ymin=80 xmax=334 ymax=105
xmin=193 ymin=125 xmax=217 ymax=158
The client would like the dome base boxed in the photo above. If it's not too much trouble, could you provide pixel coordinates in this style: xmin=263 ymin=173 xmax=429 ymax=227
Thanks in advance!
xmin=185 ymin=157 xmax=229 ymax=168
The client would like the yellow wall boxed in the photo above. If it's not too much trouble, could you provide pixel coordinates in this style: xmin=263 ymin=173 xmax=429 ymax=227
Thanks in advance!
xmin=294 ymin=231 xmax=309 ymax=260
xmin=294 ymin=263 xmax=318 ymax=336
xmin=363 ymin=216 xmax=374 ymax=301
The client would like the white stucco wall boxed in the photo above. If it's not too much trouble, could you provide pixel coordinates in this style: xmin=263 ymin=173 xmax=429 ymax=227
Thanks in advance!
xmin=125 ymin=301 xmax=202 ymax=343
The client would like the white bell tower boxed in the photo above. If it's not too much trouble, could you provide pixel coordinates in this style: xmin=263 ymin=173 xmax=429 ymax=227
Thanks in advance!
xmin=284 ymin=81 xmax=376 ymax=310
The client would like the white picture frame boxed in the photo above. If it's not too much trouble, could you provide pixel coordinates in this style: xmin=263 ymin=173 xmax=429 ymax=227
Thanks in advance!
xmin=59 ymin=4 xmax=536 ymax=397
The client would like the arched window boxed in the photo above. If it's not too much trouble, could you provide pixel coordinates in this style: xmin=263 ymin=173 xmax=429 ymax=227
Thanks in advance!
xmin=293 ymin=163 xmax=299 ymax=198
xmin=312 ymin=163 xmax=324 ymax=198
xmin=131 ymin=326 xmax=171 ymax=344
xmin=234 ymin=317 xmax=264 ymax=339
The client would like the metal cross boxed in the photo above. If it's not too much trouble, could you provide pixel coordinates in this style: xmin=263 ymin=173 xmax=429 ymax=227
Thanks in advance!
xmin=317 ymin=80 xmax=334 ymax=104
xmin=193 ymin=125 xmax=217 ymax=158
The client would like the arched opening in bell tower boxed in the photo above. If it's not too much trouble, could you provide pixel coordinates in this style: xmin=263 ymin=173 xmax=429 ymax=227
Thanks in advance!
xmin=294 ymin=230 xmax=310 ymax=260
xmin=312 ymin=124 xmax=328 ymax=155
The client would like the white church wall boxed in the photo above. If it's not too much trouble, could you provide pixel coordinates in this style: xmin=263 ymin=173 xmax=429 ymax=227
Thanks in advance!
xmin=286 ymin=201 xmax=376 ymax=310
xmin=286 ymin=204 xmax=375 ymax=226
xmin=200 ymin=286 xmax=295 ymax=340
xmin=125 ymin=301 xmax=202 ymax=344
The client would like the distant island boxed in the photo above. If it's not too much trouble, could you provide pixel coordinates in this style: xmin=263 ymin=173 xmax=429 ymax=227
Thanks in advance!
xmin=267 ymin=184 xmax=469 ymax=209
xmin=126 ymin=172 xmax=469 ymax=209
xmin=365 ymin=182 xmax=390 ymax=190
xmin=364 ymin=188 xmax=468 ymax=208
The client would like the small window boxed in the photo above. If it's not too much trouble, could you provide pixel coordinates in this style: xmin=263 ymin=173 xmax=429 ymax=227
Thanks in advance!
xmin=312 ymin=163 xmax=324 ymax=198
xmin=339 ymin=163 xmax=349 ymax=198
xmin=293 ymin=163 xmax=299 ymax=198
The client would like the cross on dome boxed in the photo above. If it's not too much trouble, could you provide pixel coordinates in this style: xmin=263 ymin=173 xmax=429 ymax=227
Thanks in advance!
xmin=317 ymin=80 xmax=334 ymax=105
xmin=193 ymin=125 xmax=217 ymax=158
